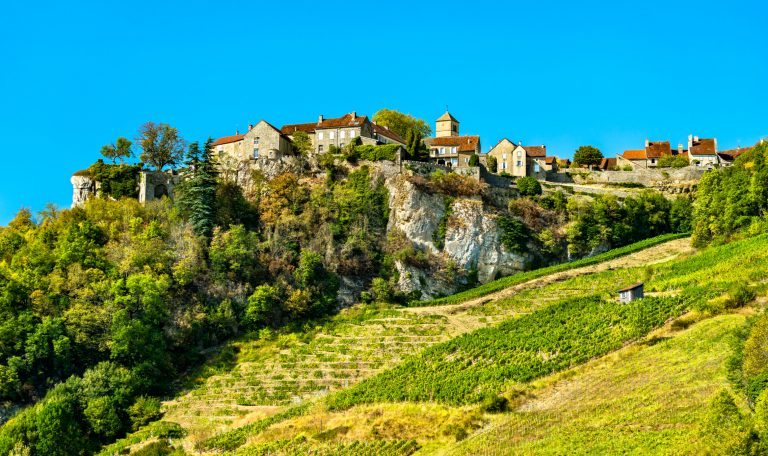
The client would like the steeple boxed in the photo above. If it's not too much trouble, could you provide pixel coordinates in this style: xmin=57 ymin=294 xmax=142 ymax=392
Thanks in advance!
xmin=435 ymin=111 xmax=459 ymax=137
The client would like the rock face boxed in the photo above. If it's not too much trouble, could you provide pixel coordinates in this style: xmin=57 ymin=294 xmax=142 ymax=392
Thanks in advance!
xmin=444 ymin=199 xmax=527 ymax=283
xmin=71 ymin=174 xmax=96 ymax=208
xmin=384 ymin=173 xmax=528 ymax=299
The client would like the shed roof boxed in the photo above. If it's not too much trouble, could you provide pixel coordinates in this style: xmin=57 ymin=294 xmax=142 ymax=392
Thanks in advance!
xmin=618 ymin=282 xmax=644 ymax=293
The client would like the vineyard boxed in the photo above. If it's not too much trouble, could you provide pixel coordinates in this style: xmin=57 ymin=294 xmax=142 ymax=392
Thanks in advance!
xmin=410 ymin=232 xmax=688 ymax=307
xmin=233 ymin=437 xmax=419 ymax=455
xmin=326 ymin=294 xmax=688 ymax=409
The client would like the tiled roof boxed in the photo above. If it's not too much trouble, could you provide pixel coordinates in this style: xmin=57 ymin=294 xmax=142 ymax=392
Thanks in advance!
xmin=690 ymin=138 xmax=717 ymax=156
xmin=719 ymin=146 xmax=753 ymax=161
xmin=436 ymin=111 xmax=458 ymax=122
xmin=372 ymin=123 xmax=405 ymax=144
xmin=211 ymin=134 xmax=245 ymax=146
xmin=622 ymin=149 xmax=646 ymax=160
xmin=280 ymin=112 xmax=369 ymax=135
xmin=280 ymin=122 xmax=317 ymax=135
xmin=645 ymin=141 xmax=672 ymax=158
xmin=317 ymin=113 xmax=369 ymax=129
xmin=545 ymin=156 xmax=557 ymax=164
xmin=524 ymin=145 xmax=547 ymax=157
xmin=425 ymin=135 xmax=480 ymax=152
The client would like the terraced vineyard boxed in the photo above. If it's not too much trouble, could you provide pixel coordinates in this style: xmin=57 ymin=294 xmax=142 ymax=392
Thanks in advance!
xmin=116 ymin=236 xmax=696 ymax=452
xmin=163 ymin=310 xmax=464 ymax=437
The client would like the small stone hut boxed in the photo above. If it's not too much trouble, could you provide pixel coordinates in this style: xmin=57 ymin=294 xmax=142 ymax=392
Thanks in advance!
xmin=618 ymin=282 xmax=644 ymax=303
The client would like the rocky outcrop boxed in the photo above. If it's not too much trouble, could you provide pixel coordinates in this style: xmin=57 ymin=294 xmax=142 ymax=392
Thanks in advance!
xmin=444 ymin=199 xmax=528 ymax=283
xmin=71 ymin=173 xmax=97 ymax=208
xmin=384 ymin=173 xmax=529 ymax=299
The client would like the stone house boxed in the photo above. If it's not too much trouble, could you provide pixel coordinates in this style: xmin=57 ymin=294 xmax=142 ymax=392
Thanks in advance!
xmin=618 ymin=140 xmax=681 ymax=169
xmin=688 ymin=135 xmax=719 ymax=169
xmin=213 ymin=112 xmax=405 ymax=163
xmin=596 ymin=157 xmax=617 ymax=171
xmin=486 ymin=139 xmax=547 ymax=177
xmin=423 ymin=111 xmax=481 ymax=168
xmin=279 ymin=112 xmax=404 ymax=154
xmin=718 ymin=145 xmax=753 ymax=167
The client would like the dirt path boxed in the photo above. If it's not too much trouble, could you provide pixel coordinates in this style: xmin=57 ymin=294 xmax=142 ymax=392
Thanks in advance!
xmin=407 ymin=237 xmax=694 ymax=316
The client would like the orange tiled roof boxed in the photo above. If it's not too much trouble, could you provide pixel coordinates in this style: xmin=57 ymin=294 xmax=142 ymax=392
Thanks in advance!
xmin=425 ymin=135 xmax=480 ymax=152
xmin=622 ymin=149 xmax=646 ymax=160
xmin=524 ymin=145 xmax=547 ymax=157
xmin=690 ymin=138 xmax=717 ymax=156
xmin=598 ymin=157 xmax=617 ymax=170
xmin=280 ymin=122 xmax=317 ymax=135
xmin=645 ymin=141 xmax=672 ymax=158
xmin=719 ymin=146 xmax=753 ymax=161
xmin=545 ymin=156 xmax=557 ymax=164
xmin=280 ymin=112 xmax=369 ymax=135
xmin=211 ymin=134 xmax=245 ymax=146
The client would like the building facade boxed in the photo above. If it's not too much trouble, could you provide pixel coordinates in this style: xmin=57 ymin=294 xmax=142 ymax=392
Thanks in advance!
xmin=486 ymin=139 xmax=547 ymax=177
xmin=688 ymin=135 xmax=719 ymax=168
xmin=423 ymin=111 xmax=481 ymax=168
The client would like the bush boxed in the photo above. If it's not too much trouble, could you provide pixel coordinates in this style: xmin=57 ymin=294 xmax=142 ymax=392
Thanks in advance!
xmin=657 ymin=154 xmax=689 ymax=168
xmin=517 ymin=176 xmax=542 ymax=196
xmin=354 ymin=144 xmax=400 ymax=161
xmin=430 ymin=170 xmax=487 ymax=196
xmin=128 ymin=396 xmax=163 ymax=431
xmin=480 ymin=394 xmax=509 ymax=413
xmin=497 ymin=215 xmax=528 ymax=254
xmin=88 ymin=160 xmax=143 ymax=199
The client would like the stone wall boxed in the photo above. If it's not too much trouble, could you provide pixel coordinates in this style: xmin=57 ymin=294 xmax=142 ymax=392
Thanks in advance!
xmin=139 ymin=171 xmax=181 ymax=203
xmin=71 ymin=173 xmax=97 ymax=208
xmin=549 ymin=167 xmax=705 ymax=194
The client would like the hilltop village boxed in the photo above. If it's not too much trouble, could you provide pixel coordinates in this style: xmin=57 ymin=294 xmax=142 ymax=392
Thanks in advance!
xmin=73 ymin=109 xmax=756 ymax=207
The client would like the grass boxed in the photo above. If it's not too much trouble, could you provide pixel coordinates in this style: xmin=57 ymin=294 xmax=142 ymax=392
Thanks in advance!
xmin=447 ymin=313 xmax=748 ymax=455
xmin=409 ymin=232 xmax=688 ymax=307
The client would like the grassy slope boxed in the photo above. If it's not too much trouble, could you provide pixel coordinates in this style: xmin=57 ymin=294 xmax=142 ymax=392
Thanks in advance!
xmin=447 ymin=313 xmax=747 ymax=455
xmin=218 ymin=234 xmax=768 ymax=454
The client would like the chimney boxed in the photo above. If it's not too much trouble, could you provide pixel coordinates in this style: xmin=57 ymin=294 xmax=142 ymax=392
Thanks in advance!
xmin=688 ymin=134 xmax=693 ymax=149
xmin=350 ymin=111 xmax=356 ymax=120
xmin=236 ymin=129 xmax=239 ymax=135
xmin=248 ymin=124 xmax=253 ymax=131
xmin=318 ymin=115 xmax=324 ymax=124
xmin=694 ymin=135 xmax=699 ymax=142
xmin=518 ymin=141 xmax=522 ymax=146
xmin=645 ymin=138 xmax=649 ymax=148
xmin=678 ymin=143 xmax=683 ymax=154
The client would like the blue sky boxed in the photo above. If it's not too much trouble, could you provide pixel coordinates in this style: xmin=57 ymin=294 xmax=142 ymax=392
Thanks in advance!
xmin=1 ymin=0 xmax=766 ymax=224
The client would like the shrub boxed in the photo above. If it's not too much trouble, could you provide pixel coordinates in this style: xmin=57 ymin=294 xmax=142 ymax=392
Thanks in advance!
xmin=430 ymin=170 xmax=487 ymax=196
xmin=88 ymin=160 xmax=143 ymax=199
xmin=497 ymin=215 xmax=528 ymax=254
xmin=354 ymin=144 xmax=400 ymax=161
xmin=517 ymin=176 xmax=542 ymax=196
xmin=480 ymin=394 xmax=509 ymax=413
xmin=127 ymin=396 xmax=162 ymax=431
xmin=657 ymin=154 xmax=689 ymax=168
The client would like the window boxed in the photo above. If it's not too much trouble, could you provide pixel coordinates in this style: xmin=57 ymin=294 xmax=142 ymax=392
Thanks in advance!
xmin=440 ymin=147 xmax=445 ymax=155
xmin=452 ymin=124 xmax=457 ymax=132
xmin=517 ymin=150 xmax=522 ymax=157
xmin=534 ymin=163 xmax=540 ymax=172
xmin=464 ymin=157 xmax=469 ymax=163
xmin=432 ymin=148 xmax=438 ymax=156
xmin=340 ymin=130 xmax=346 ymax=139
xmin=253 ymin=138 xmax=260 ymax=159
xmin=340 ymin=143 xmax=345 ymax=148
xmin=517 ymin=160 xmax=522 ymax=167
xmin=318 ymin=132 xmax=324 ymax=140
xmin=318 ymin=145 xmax=324 ymax=152
xmin=451 ymin=146 xmax=457 ymax=154
xmin=502 ymin=153 xmax=506 ymax=160
xmin=502 ymin=162 xmax=507 ymax=170
xmin=451 ymin=158 xmax=458 ymax=166
xmin=349 ymin=130 xmax=356 ymax=138
xmin=329 ymin=131 xmax=335 ymax=139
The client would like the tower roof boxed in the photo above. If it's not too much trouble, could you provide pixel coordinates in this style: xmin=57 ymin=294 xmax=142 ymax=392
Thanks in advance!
xmin=436 ymin=111 xmax=459 ymax=123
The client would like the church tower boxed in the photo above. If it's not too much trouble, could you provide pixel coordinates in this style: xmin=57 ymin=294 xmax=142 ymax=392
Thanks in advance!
xmin=435 ymin=111 xmax=459 ymax=138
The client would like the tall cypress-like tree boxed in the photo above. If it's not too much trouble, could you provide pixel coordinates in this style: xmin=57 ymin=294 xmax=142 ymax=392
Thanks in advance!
xmin=178 ymin=138 xmax=217 ymax=238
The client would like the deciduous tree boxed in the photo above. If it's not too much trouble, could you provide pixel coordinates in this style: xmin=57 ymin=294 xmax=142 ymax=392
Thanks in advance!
xmin=373 ymin=109 xmax=431 ymax=139
xmin=135 ymin=122 xmax=185 ymax=171
xmin=100 ymin=137 xmax=133 ymax=164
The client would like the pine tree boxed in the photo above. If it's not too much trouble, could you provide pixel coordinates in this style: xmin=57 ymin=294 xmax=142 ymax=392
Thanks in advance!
xmin=178 ymin=138 xmax=217 ymax=238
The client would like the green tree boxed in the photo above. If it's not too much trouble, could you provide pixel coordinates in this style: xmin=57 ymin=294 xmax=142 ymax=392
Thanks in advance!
xmin=245 ymin=285 xmax=281 ymax=328
xmin=100 ymin=137 xmax=134 ymax=164
xmin=487 ymin=155 xmax=498 ymax=173
xmin=574 ymin=145 xmax=603 ymax=168
xmin=177 ymin=138 xmax=218 ymax=238
xmin=292 ymin=130 xmax=312 ymax=157
xmin=468 ymin=154 xmax=480 ymax=167
xmin=84 ymin=396 xmax=122 ymax=438
xmin=372 ymin=108 xmax=431 ymax=139
xmin=136 ymin=122 xmax=186 ymax=171
xmin=517 ymin=176 xmax=542 ymax=196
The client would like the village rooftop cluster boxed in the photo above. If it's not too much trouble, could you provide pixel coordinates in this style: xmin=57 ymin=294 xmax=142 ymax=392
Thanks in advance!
xmin=211 ymin=110 xmax=755 ymax=179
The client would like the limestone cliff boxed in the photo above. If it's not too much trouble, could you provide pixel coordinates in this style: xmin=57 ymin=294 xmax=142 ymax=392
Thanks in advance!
xmin=384 ymin=172 xmax=528 ymax=300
